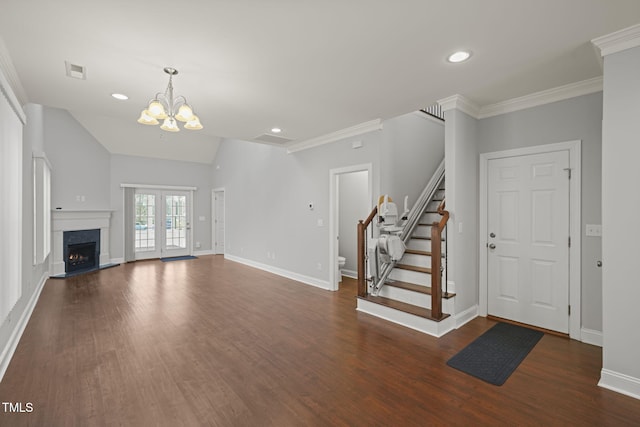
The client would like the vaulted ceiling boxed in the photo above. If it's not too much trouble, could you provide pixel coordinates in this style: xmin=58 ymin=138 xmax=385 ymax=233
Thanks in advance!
xmin=1 ymin=1 xmax=639 ymax=163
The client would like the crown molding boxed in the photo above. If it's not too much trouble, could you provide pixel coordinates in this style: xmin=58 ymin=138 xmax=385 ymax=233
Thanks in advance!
xmin=0 ymin=37 xmax=28 ymax=118
xmin=438 ymin=94 xmax=480 ymax=119
xmin=592 ymin=23 xmax=640 ymax=57
xmin=286 ymin=119 xmax=383 ymax=154
xmin=477 ymin=76 xmax=603 ymax=119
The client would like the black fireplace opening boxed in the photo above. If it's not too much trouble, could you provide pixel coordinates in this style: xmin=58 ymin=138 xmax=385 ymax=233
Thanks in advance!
xmin=63 ymin=229 xmax=100 ymax=274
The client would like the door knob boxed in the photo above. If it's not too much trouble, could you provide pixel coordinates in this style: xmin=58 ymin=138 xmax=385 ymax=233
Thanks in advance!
xmin=489 ymin=232 xmax=496 ymax=238
xmin=489 ymin=243 xmax=496 ymax=249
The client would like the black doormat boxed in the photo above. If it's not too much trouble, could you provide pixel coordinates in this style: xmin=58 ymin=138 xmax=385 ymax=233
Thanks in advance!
xmin=446 ymin=322 xmax=544 ymax=385
xmin=160 ymin=256 xmax=198 ymax=262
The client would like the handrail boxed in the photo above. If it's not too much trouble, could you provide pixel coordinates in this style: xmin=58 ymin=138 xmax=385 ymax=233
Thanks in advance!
xmin=357 ymin=206 xmax=377 ymax=297
xmin=430 ymin=198 xmax=449 ymax=319
xmin=401 ymin=159 xmax=445 ymax=243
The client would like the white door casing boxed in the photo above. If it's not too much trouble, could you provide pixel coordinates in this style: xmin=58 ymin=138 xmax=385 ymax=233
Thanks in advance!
xmin=479 ymin=140 xmax=581 ymax=339
xmin=487 ymin=150 xmax=569 ymax=333
xmin=213 ymin=189 xmax=225 ymax=255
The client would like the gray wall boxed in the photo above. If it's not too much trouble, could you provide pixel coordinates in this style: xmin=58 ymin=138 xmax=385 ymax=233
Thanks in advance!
xmin=213 ymin=112 xmax=444 ymax=284
xmin=445 ymin=109 xmax=479 ymax=314
xmin=42 ymin=107 xmax=111 ymax=210
xmin=338 ymin=171 xmax=369 ymax=274
xmin=601 ymin=46 xmax=640 ymax=387
xmin=0 ymin=103 xmax=49 ymax=375
xmin=109 ymin=154 xmax=214 ymax=259
xmin=477 ymin=92 xmax=603 ymax=332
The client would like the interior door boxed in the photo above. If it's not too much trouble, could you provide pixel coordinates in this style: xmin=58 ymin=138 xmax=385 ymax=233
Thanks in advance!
xmin=214 ymin=190 xmax=225 ymax=254
xmin=134 ymin=189 xmax=191 ymax=260
xmin=487 ymin=150 xmax=570 ymax=333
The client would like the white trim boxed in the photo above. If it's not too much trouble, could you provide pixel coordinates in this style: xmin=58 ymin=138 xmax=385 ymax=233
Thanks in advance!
xmin=120 ymin=183 xmax=197 ymax=191
xmin=0 ymin=43 xmax=26 ymax=124
xmin=439 ymin=78 xmax=603 ymax=120
xmin=356 ymin=298 xmax=456 ymax=337
xmin=454 ymin=305 xmax=478 ymax=329
xmin=438 ymin=94 xmax=480 ymax=118
xmin=212 ymin=188 xmax=225 ymax=255
xmin=477 ymin=77 xmax=603 ymax=119
xmin=225 ymin=254 xmax=331 ymax=291
xmin=111 ymin=257 xmax=125 ymax=265
xmin=286 ymin=119 xmax=383 ymax=154
xmin=193 ymin=250 xmax=215 ymax=257
xmin=0 ymin=270 xmax=48 ymax=382
xmin=581 ymin=328 xmax=603 ymax=347
xmin=592 ymin=23 xmax=640 ymax=57
xmin=341 ymin=269 xmax=357 ymax=279
xmin=599 ymin=369 xmax=640 ymax=400
xmin=479 ymin=140 xmax=581 ymax=339
xmin=329 ymin=163 xmax=373 ymax=291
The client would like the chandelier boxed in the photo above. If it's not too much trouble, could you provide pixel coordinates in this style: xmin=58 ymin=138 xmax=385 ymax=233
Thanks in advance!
xmin=137 ymin=67 xmax=203 ymax=132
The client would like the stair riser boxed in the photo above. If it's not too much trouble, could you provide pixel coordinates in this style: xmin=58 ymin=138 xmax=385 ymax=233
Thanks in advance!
xmin=406 ymin=239 xmax=433 ymax=252
xmin=427 ymin=200 xmax=441 ymax=211
xmin=378 ymin=286 xmax=455 ymax=312
xmin=356 ymin=299 xmax=455 ymax=337
xmin=390 ymin=268 xmax=433 ymax=285
xmin=400 ymin=253 xmax=432 ymax=269
xmin=420 ymin=213 xmax=442 ymax=224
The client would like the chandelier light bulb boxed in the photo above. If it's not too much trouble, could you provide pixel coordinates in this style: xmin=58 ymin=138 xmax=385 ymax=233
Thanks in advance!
xmin=176 ymin=104 xmax=194 ymax=122
xmin=137 ymin=110 xmax=159 ymax=125
xmin=148 ymin=100 xmax=167 ymax=119
xmin=160 ymin=117 xmax=180 ymax=132
xmin=184 ymin=115 xmax=203 ymax=130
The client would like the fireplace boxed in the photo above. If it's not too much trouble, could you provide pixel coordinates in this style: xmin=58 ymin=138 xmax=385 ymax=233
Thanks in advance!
xmin=63 ymin=229 xmax=100 ymax=274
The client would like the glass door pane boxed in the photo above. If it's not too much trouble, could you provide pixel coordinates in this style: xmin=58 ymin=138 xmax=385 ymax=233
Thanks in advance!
xmin=135 ymin=193 xmax=158 ymax=258
xmin=163 ymin=192 xmax=190 ymax=257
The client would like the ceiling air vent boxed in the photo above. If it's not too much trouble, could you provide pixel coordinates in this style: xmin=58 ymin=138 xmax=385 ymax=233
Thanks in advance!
xmin=65 ymin=61 xmax=86 ymax=80
xmin=254 ymin=133 xmax=292 ymax=144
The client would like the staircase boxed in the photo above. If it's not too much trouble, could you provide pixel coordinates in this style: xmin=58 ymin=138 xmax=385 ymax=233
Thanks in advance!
xmin=356 ymin=161 xmax=457 ymax=337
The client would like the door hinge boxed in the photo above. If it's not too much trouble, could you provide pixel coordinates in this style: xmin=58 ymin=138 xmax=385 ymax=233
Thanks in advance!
xmin=568 ymin=236 xmax=571 ymax=248
xmin=564 ymin=167 xmax=572 ymax=179
xmin=568 ymin=305 xmax=571 ymax=316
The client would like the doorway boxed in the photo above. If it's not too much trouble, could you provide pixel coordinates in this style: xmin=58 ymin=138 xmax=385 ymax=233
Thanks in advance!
xmin=212 ymin=188 xmax=225 ymax=255
xmin=329 ymin=164 xmax=373 ymax=291
xmin=134 ymin=189 xmax=192 ymax=260
xmin=479 ymin=140 xmax=581 ymax=338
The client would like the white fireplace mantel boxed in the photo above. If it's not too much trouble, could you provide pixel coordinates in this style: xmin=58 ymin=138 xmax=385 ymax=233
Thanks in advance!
xmin=51 ymin=210 xmax=113 ymax=276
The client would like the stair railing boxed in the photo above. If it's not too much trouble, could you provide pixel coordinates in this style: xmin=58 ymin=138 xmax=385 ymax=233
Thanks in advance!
xmin=400 ymin=159 xmax=445 ymax=244
xmin=430 ymin=199 xmax=449 ymax=319
xmin=357 ymin=158 xmax=446 ymax=297
xmin=357 ymin=206 xmax=378 ymax=297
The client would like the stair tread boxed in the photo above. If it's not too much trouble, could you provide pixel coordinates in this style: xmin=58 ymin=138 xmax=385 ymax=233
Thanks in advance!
xmin=395 ymin=263 xmax=431 ymax=274
xmin=384 ymin=280 xmax=456 ymax=299
xmin=358 ymin=295 xmax=450 ymax=322
xmin=403 ymin=249 xmax=445 ymax=258
xmin=410 ymin=236 xmax=445 ymax=241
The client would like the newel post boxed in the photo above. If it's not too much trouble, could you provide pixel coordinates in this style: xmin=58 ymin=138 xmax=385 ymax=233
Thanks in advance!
xmin=357 ymin=220 xmax=367 ymax=297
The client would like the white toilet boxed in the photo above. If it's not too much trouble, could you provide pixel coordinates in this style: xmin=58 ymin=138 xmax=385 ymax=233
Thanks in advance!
xmin=337 ymin=256 xmax=346 ymax=282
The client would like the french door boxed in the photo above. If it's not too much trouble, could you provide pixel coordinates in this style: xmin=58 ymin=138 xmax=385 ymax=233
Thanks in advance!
xmin=134 ymin=189 xmax=191 ymax=260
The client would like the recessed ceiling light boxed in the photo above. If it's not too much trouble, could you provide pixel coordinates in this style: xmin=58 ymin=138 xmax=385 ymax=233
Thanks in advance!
xmin=271 ymin=127 xmax=282 ymax=133
xmin=111 ymin=93 xmax=128 ymax=100
xmin=447 ymin=50 xmax=472 ymax=63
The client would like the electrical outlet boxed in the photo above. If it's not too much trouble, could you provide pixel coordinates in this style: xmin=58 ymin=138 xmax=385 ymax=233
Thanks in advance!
xmin=317 ymin=262 xmax=322 ymax=270
xmin=586 ymin=224 xmax=602 ymax=237
xmin=195 ymin=241 xmax=201 ymax=249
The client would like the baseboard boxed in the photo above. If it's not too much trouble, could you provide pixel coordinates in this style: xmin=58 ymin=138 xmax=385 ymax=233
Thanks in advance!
xmin=342 ymin=269 xmax=357 ymax=279
xmin=0 ymin=270 xmax=48 ymax=382
xmin=110 ymin=257 xmax=125 ymax=265
xmin=599 ymin=369 xmax=640 ymax=400
xmin=581 ymin=327 xmax=603 ymax=347
xmin=454 ymin=304 xmax=478 ymax=329
xmin=193 ymin=250 xmax=214 ymax=257
xmin=224 ymin=254 xmax=331 ymax=291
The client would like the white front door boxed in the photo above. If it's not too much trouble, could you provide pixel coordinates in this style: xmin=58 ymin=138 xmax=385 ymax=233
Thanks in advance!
xmin=135 ymin=190 xmax=191 ymax=260
xmin=487 ymin=150 xmax=570 ymax=333
xmin=213 ymin=190 xmax=225 ymax=254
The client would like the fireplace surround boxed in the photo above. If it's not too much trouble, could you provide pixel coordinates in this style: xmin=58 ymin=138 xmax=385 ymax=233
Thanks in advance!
xmin=51 ymin=210 xmax=112 ymax=277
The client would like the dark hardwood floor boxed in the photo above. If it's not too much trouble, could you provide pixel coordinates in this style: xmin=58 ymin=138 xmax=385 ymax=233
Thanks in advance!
xmin=1 ymin=255 xmax=639 ymax=426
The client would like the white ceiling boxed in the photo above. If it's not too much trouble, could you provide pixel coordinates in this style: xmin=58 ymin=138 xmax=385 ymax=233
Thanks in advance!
xmin=1 ymin=1 xmax=639 ymax=164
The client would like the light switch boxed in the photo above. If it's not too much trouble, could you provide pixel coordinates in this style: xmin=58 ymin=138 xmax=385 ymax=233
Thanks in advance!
xmin=317 ymin=219 xmax=324 ymax=227
xmin=586 ymin=224 xmax=602 ymax=237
